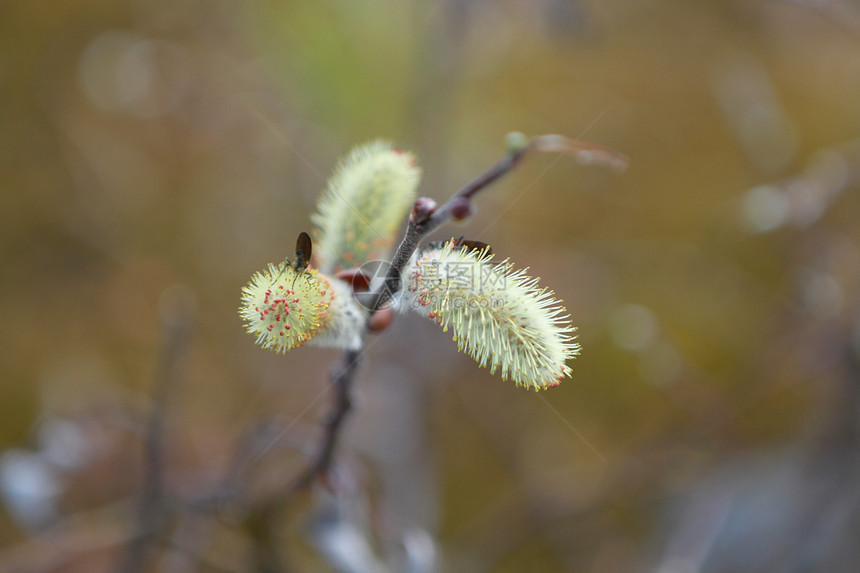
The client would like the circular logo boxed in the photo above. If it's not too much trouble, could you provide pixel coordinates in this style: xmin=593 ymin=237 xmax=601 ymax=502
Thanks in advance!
xmin=354 ymin=259 xmax=395 ymax=310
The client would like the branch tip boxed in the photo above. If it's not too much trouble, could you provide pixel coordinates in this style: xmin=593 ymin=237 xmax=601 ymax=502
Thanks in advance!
xmin=532 ymin=134 xmax=629 ymax=173
xmin=411 ymin=196 xmax=438 ymax=224
xmin=505 ymin=131 xmax=532 ymax=155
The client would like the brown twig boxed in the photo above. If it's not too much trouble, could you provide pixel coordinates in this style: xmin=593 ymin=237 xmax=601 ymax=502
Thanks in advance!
xmin=236 ymin=349 xmax=362 ymax=573
xmin=243 ymin=140 xmax=536 ymax=515
xmin=366 ymin=133 xmax=627 ymax=311
xmin=366 ymin=142 xmax=533 ymax=311
xmin=114 ymin=290 xmax=194 ymax=573
xmin=290 ymin=349 xmax=362 ymax=491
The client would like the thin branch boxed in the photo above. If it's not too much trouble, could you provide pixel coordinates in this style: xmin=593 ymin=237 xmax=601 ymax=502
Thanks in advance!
xmin=299 ymin=143 xmax=535 ymax=492
xmin=368 ymin=143 xmax=534 ymax=311
xmin=291 ymin=349 xmax=362 ymax=490
xmin=286 ymin=134 xmax=616 ymax=492
xmin=114 ymin=292 xmax=194 ymax=573
xmin=237 ymin=349 xmax=362 ymax=573
xmin=242 ymin=140 xmax=535 ymax=516
xmin=239 ymin=133 xmax=626 ymax=553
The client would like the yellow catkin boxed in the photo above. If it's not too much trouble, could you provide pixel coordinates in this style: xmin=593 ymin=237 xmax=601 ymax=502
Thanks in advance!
xmin=239 ymin=263 xmax=334 ymax=353
xmin=312 ymin=141 xmax=421 ymax=273
xmin=401 ymin=242 xmax=579 ymax=390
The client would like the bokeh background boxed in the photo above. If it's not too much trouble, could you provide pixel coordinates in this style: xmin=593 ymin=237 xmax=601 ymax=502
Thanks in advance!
xmin=3 ymin=0 xmax=860 ymax=571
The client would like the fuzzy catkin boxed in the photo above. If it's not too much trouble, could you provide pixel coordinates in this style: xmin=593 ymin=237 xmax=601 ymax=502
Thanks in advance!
xmin=399 ymin=242 xmax=579 ymax=390
xmin=311 ymin=141 xmax=421 ymax=273
xmin=307 ymin=278 xmax=367 ymax=351
xmin=239 ymin=263 xmax=334 ymax=353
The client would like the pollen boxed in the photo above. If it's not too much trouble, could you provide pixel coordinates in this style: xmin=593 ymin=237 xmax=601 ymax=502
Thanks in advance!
xmin=401 ymin=241 xmax=579 ymax=390
xmin=239 ymin=262 xmax=334 ymax=353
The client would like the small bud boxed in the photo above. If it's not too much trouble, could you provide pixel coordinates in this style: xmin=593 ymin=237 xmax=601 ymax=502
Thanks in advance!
xmin=411 ymin=196 xmax=438 ymax=224
xmin=505 ymin=131 xmax=531 ymax=155
xmin=449 ymin=197 xmax=474 ymax=221
xmin=334 ymin=268 xmax=372 ymax=292
xmin=368 ymin=306 xmax=395 ymax=333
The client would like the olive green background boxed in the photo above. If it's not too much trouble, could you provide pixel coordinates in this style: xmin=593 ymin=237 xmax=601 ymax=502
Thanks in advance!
xmin=2 ymin=1 xmax=860 ymax=571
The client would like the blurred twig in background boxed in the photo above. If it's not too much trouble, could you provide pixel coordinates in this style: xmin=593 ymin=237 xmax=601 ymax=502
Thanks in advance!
xmin=115 ymin=287 xmax=194 ymax=573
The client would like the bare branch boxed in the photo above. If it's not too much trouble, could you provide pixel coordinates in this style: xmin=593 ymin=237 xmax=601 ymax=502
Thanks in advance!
xmin=292 ymin=132 xmax=625 ymax=492
xmin=246 ymin=132 xmax=624 ymax=533
xmin=114 ymin=288 xmax=195 ymax=573
xmin=367 ymin=138 xmax=533 ymax=311
xmin=290 ymin=349 xmax=362 ymax=491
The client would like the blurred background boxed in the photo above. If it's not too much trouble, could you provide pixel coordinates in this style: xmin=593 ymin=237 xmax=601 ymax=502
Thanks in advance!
xmin=3 ymin=0 xmax=860 ymax=571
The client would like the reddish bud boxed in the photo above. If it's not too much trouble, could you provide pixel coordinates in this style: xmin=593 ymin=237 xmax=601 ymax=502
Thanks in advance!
xmin=449 ymin=197 xmax=474 ymax=221
xmin=368 ymin=306 xmax=395 ymax=333
xmin=411 ymin=196 xmax=438 ymax=224
xmin=334 ymin=268 xmax=372 ymax=292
